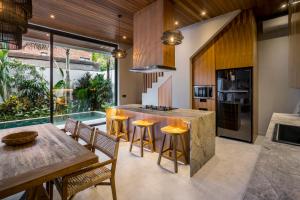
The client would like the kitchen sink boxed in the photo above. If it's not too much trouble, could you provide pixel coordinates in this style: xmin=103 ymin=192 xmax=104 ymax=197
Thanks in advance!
xmin=272 ymin=123 xmax=300 ymax=146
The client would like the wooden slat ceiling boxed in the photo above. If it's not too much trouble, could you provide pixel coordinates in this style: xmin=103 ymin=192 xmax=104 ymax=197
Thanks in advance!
xmin=30 ymin=0 xmax=287 ymax=45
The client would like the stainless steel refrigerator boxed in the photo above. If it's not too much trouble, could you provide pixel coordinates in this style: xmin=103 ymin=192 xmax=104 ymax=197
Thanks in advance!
xmin=216 ymin=67 xmax=253 ymax=143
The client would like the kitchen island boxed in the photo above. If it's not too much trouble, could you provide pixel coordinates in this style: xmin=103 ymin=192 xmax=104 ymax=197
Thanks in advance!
xmin=106 ymin=104 xmax=215 ymax=177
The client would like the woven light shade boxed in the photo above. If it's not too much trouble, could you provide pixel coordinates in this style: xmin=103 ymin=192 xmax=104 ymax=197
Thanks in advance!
xmin=112 ymin=48 xmax=127 ymax=59
xmin=0 ymin=23 xmax=23 ymax=50
xmin=0 ymin=0 xmax=28 ymax=32
xmin=161 ymin=30 xmax=184 ymax=45
xmin=0 ymin=0 xmax=32 ymax=50
xmin=112 ymin=14 xmax=127 ymax=59
xmin=14 ymin=0 xmax=32 ymax=19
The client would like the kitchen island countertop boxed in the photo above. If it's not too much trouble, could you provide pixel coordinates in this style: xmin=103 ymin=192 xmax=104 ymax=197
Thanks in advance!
xmin=115 ymin=104 xmax=214 ymax=119
xmin=107 ymin=104 xmax=216 ymax=176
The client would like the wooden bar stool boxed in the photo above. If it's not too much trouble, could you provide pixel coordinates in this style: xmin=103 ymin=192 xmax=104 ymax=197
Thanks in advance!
xmin=157 ymin=125 xmax=188 ymax=173
xmin=129 ymin=119 xmax=156 ymax=157
xmin=109 ymin=115 xmax=129 ymax=141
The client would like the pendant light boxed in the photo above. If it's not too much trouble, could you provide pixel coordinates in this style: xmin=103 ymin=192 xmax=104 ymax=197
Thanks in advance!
xmin=112 ymin=14 xmax=127 ymax=59
xmin=0 ymin=23 xmax=23 ymax=49
xmin=0 ymin=0 xmax=32 ymax=50
xmin=161 ymin=22 xmax=184 ymax=45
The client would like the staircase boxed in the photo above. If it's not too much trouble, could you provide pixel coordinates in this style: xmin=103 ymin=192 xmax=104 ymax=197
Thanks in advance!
xmin=142 ymin=72 xmax=172 ymax=105
xmin=142 ymin=72 xmax=164 ymax=93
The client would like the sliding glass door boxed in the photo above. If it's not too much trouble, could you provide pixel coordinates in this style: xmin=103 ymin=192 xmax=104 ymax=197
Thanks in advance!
xmin=52 ymin=35 xmax=116 ymax=126
xmin=0 ymin=26 xmax=117 ymax=129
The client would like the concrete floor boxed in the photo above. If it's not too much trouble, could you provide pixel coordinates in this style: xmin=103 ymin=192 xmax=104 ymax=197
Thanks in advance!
xmin=7 ymin=136 xmax=262 ymax=200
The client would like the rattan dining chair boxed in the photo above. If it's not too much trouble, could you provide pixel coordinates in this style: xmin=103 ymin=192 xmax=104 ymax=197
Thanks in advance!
xmin=77 ymin=123 xmax=96 ymax=152
xmin=62 ymin=118 xmax=80 ymax=139
xmin=53 ymin=129 xmax=120 ymax=200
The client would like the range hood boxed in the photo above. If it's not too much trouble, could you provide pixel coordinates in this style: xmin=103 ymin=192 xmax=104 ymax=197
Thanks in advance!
xmin=130 ymin=65 xmax=176 ymax=73
xmin=130 ymin=0 xmax=176 ymax=73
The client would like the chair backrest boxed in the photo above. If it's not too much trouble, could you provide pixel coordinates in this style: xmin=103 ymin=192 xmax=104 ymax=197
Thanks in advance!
xmin=64 ymin=118 xmax=79 ymax=137
xmin=94 ymin=129 xmax=119 ymax=160
xmin=77 ymin=123 xmax=96 ymax=145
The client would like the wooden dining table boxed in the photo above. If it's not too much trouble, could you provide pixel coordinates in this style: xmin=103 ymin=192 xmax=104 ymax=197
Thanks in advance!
xmin=0 ymin=123 xmax=98 ymax=199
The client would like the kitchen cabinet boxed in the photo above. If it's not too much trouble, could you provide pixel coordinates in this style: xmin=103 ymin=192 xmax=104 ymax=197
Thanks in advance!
xmin=193 ymin=99 xmax=215 ymax=111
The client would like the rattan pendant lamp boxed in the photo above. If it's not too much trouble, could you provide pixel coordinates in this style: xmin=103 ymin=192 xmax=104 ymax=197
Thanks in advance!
xmin=0 ymin=0 xmax=32 ymax=50
xmin=112 ymin=14 xmax=127 ymax=59
xmin=161 ymin=20 xmax=184 ymax=45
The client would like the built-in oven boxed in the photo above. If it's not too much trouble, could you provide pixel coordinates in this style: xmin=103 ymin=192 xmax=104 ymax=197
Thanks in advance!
xmin=193 ymin=86 xmax=213 ymax=99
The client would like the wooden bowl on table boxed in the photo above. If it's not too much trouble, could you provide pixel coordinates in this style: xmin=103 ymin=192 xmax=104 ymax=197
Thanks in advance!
xmin=1 ymin=131 xmax=38 ymax=146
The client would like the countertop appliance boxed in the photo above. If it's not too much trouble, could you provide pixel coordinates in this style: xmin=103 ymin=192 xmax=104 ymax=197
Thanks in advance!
xmin=140 ymin=105 xmax=177 ymax=111
xmin=193 ymin=86 xmax=213 ymax=99
xmin=216 ymin=67 xmax=253 ymax=142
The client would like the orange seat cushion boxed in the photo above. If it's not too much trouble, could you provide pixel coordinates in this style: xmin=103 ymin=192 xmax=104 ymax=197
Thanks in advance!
xmin=111 ymin=115 xmax=128 ymax=121
xmin=160 ymin=125 xmax=188 ymax=135
xmin=132 ymin=120 xmax=154 ymax=127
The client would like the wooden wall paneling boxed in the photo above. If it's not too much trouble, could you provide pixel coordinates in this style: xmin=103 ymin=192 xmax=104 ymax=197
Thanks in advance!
xmin=192 ymin=41 xmax=216 ymax=111
xmin=192 ymin=42 xmax=215 ymax=86
xmin=163 ymin=0 xmax=175 ymax=67
xmin=158 ymin=76 xmax=172 ymax=107
xmin=133 ymin=0 xmax=175 ymax=68
xmin=31 ymin=0 xmax=285 ymax=44
xmin=214 ymin=10 xmax=256 ymax=69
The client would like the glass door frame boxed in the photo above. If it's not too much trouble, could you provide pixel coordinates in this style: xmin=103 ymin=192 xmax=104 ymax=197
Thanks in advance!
xmin=28 ymin=24 xmax=119 ymax=123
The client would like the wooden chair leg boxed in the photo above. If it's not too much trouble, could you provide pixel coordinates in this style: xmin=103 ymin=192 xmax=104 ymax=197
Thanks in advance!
xmin=129 ymin=126 xmax=136 ymax=152
xmin=152 ymin=125 xmax=156 ymax=152
xmin=115 ymin=121 xmax=120 ymax=137
xmin=180 ymin=135 xmax=188 ymax=164
xmin=157 ymin=134 xmax=166 ymax=165
xmin=47 ymin=181 xmax=53 ymax=200
xmin=123 ymin=120 xmax=129 ymax=141
xmin=111 ymin=177 xmax=117 ymax=200
xmin=109 ymin=119 xmax=114 ymax=135
xmin=140 ymin=127 xmax=145 ymax=157
xmin=169 ymin=135 xmax=173 ymax=157
xmin=50 ymin=181 xmax=53 ymax=200
xmin=147 ymin=126 xmax=154 ymax=152
xmin=173 ymin=136 xmax=178 ymax=173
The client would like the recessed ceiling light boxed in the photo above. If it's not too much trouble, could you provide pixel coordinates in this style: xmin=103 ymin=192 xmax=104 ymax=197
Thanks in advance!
xmin=281 ymin=3 xmax=287 ymax=8
xmin=46 ymin=33 xmax=49 ymax=37
xmin=174 ymin=21 xmax=179 ymax=26
xmin=122 ymin=35 xmax=127 ymax=39
xmin=201 ymin=11 xmax=207 ymax=16
xmin=50 ymin=14 xmax=55 ymax=19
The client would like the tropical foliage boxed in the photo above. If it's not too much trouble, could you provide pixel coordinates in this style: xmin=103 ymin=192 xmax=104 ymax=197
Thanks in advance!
xmin=0 ymin=50 xmax=50 ymax=121
xmin=92 ymin=52 xmax=113 ymax=71
xmin=73 ymin=72 xmax=112 ymax=111
xmin=0 ymin=49 xmax=113 ymax=122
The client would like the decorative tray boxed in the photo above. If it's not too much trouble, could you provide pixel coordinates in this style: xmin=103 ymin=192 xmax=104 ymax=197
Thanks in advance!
xmin=1 ymin=131 xmax=38 ymax=146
